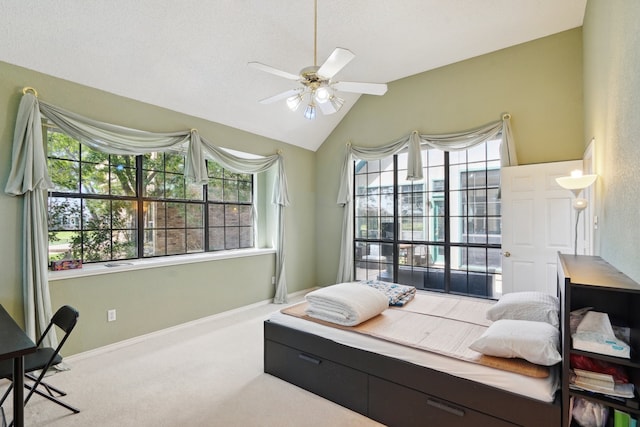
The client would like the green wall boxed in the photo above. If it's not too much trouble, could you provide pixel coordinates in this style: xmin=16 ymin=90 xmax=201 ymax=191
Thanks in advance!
xmin=315 ymin=29 xmax=584 ymax=287
xmin=1 ymin=26 xmax=591 ymax=356
xmin=0 ymin=61 xmax=316 ymax=355
xmin=583 ymin=0 xmax=640 ymax=281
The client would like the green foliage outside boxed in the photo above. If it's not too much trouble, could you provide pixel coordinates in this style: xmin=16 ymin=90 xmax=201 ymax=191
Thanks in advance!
xmin=47 ymin=130 xmax=253 ymax=263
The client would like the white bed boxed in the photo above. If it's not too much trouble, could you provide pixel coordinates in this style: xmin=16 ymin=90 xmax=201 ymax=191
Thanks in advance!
xmin=268 ymin=308 xmax=559 ymax=403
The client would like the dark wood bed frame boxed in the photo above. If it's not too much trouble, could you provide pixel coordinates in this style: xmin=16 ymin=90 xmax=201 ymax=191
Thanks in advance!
xmin=264 ymin=314 xmax=562 ymax=426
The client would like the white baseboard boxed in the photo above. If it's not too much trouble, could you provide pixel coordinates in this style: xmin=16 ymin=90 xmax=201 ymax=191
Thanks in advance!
xmin=66 ymin=287 xmax=314 ymax=363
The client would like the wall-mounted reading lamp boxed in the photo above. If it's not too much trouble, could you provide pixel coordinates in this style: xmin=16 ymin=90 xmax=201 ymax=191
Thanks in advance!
xmin=555 ymin=170 xmax=598 ymax=255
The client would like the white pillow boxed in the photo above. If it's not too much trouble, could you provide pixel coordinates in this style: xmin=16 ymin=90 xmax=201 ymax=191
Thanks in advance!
xmin=469 ymin=319 xmax=562 ymax=366
xmin=487 ymin=291 xmax=560 ymax=328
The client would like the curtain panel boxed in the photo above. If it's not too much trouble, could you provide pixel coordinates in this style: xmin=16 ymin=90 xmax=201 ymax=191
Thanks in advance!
xmin=336 ymin=114 xmax=518 ymax=283
xmin=5 ymin=92 xmax=291 ymax=345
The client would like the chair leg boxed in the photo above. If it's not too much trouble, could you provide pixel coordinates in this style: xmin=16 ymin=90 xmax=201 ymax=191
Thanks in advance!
xmin=0 ymin=384 xmax=12 ymax=408
xmin=25 ymin=373 xmax=66 ymax=397
xmin=23 ymin=383 xmax=79 ymax=414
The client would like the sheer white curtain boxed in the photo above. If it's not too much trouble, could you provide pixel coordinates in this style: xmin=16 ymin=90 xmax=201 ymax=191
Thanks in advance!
xmin=336 ymin=114 xmax=517 ymax=283
xmin=5 ymin=91 xmax=291 ymax=345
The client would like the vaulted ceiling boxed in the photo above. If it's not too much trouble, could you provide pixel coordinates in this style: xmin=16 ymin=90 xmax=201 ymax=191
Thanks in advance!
xmin=1 ymin=1 xmax=586 ymax=151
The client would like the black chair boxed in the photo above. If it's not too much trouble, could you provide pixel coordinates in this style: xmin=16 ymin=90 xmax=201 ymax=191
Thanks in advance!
xmin=0 ymin=305 xmax=80 ymax=426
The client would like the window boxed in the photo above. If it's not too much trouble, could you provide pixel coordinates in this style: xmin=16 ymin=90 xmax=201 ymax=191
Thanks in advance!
xmin=354 ymin=138 xmax=502 ymax=298
xmin=47 ymin=129 xmax=254 ymax=264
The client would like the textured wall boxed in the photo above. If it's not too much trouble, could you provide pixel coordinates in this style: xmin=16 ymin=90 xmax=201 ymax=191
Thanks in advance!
xmin=583 ymin=0 xmax=640 ymax=281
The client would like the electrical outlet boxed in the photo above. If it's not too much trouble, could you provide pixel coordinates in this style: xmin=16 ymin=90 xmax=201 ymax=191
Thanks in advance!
xmin=271 ymin=276 xmax=276 ymax=285
xmin=107 ymin=309 xmax=117 ymax=322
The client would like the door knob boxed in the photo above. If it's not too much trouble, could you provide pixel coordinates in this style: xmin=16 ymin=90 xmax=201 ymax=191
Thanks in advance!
xmin=503 ymin=251 xmax=511 ymax=257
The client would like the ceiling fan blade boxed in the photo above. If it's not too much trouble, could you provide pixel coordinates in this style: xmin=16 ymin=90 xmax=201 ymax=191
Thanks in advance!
xmin=317 ymin=47 xmax=355 ymax=79
xmin=258 ymin=88 xmax=303 ymax=104
xmin=333 ymin=81 xmax=388 ymax=96
xmin=248 ymin=62 xmax=300 ymax=81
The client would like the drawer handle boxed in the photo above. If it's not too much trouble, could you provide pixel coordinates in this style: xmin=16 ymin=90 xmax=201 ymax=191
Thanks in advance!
xmin=427 ymin=399 xmax=465 ymax=417
xmin=298 ymin=353 xmax=321 ymax=365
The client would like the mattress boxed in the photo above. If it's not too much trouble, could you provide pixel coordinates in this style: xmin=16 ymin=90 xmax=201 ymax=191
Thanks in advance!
xmin=268 ymin=309 xmax=559 ymax=403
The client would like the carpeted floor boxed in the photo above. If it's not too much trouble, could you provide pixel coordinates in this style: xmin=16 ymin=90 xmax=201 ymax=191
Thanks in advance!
xmin=1 ymin=297 xmax=384 ymax=427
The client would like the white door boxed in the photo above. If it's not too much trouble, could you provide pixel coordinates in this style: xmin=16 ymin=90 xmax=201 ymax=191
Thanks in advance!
xmin=501 ymin=160 xmax=582 ymax=296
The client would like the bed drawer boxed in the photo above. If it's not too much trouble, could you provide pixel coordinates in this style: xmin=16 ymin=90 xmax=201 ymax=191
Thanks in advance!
xmin=264 ymin=340 xmax=368 ymax=414
xmin=369 ymin=376 xmax=518 ymax=427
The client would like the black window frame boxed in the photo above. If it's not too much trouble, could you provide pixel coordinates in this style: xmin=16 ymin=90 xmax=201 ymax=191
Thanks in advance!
xmin=46 ymin=128 xmax=254 ymax=265
xmin=353 ymin=140 xmax=502 ymax=299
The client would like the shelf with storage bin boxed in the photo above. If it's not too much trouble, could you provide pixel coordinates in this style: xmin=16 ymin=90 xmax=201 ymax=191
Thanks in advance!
xmin=558 ymin=254 xmax=640 ymax=427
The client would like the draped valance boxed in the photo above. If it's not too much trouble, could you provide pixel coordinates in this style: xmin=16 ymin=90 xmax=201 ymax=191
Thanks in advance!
xmin=336 ymin=114 xmax=518 ymax=283
xmin=5 ymin=90 xmax=291 ymax=346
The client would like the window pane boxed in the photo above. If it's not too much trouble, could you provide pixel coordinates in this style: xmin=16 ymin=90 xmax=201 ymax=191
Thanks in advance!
xmin=225 ymin=205 xmax=240 ymax=226
xmin=48 ymin=159 xmax=80 ymax=193
xmin=145 ymin=229 xmax=166 ymax=256
xmin=83 ymin=199 xmax=111 ymax=229
xmin=355 ymin=174 xmax=368 ymax=195
xmin=48 ymin=231 xmax=81 ymax=263
xmin=145 ymin=201 xmax=165 ymax=228
xmin=225 ymin=227 xmax=240 ymax=249
xmin=112 ymin=230 xmax=137 ymax=260
xmin=164 ymin=153 xmax=184 ymax=173
xmin=166 ymin=229 xmax=186 ymax=255
xmin=186 ymin=182 xmax=204 ymax=201
xmin=425 ymin=148 xmax=444 ymax=166
xmin=208 ymin=162 xmax=223 ymax=178
xmin=112 ymin=200 xmax=137 ymax=230
xmin=208 ymin=178 xmax=223 ymax=202
xmin=240 ymin=227 xmax=253 ymax=247
xmin=81 ymin=163 xmax=109 ymax=195
xmin=166 ymin=203 xmax=186 ymax=228
xmin=81 ymin=145 xmax=108 ymax=163
xmin=224 ymin=180 xmax=238 ymax=203
xmin=186 ymin=204 xmax=204 ymax=228
xmin=238 ymin=180 xmax=252 ymax=203
xmin=143 ymin=153 xmax=163 ymax=171
xmin=82 ymin=230 xmax=113 ymax=262
xmin=144 ymin=171 xmax=165 ymax=197
xmin=165 ymin=173 xmax=185 ymax=199
xmin=238 ymin=205 xmax=252 ymax=226
xmin=47 ymin=131 xmax=79 ymax=160
xmin=48 ymin=197 xmax=81 ymax=230
xmin=208 ymin=227 xmax=224 ymax=250
xmin=187 ymin=229 xmax=204 ymax=253
xmin=208 ymin=204 xmax=224 ymax=226
xmin=110 ymin=166 xmax=136 ymax=196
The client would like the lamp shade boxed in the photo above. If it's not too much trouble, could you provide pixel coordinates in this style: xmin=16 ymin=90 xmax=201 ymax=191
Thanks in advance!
xmin=556 ymin=174 xmax=597 ymax=191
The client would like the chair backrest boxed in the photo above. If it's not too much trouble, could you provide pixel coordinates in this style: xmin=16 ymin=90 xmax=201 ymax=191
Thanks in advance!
xmin=36 ymin=305 xmax=79 ymax=348
xmin=51 ymin=305 xmax=79 ymax=334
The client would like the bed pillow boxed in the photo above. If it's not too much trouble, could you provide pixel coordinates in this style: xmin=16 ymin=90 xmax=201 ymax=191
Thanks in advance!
xmin=486 ymin=291 xmax=560 ymax=328
xmin=469 ymin=319 xmax=561 ymax=366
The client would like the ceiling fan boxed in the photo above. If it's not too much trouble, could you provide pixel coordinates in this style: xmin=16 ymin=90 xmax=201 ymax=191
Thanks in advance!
xmin=248 ymin=0 xmax=388 ymax=120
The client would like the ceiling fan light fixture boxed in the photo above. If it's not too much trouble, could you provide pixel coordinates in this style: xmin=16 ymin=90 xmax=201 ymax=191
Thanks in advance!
xmin=286 ymin=94 xmax=303 ymax=111
xmin=329 ymin=94 xmax=344 ymax=112
xmin=315 ymin=86 xmax=331 ymax=103
xmin=248 ymin=0 xmax=388 ymax=119
xmin=303 ymin=103 xmax=317 ymax=120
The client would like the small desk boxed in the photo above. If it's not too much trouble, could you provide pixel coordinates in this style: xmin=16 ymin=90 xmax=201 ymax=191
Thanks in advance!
xmin=0 ymin=305 xmax=36 ymax=427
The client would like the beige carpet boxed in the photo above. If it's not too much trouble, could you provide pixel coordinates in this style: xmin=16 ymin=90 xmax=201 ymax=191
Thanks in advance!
xmin=1 ymin=297 xmax=384 ymax=427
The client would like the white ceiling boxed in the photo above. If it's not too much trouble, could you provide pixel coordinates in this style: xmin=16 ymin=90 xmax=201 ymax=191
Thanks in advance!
xmin=1 ymin=1 xmax=586 ymax=151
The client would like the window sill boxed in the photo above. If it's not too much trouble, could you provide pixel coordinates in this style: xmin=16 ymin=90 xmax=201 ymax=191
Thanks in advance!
xmin=48 ymin=248 xmax=276 ymax=281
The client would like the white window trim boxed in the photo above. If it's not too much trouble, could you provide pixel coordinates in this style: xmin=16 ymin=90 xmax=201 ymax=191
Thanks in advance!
xmin=48 ymin=247 xmax=276 ymax=281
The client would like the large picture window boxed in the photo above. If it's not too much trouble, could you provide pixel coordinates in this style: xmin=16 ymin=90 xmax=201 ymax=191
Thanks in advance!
xmin=354 ymin=138 xmax=502 ymax=298
xmin=47 ymin=129 xmax=254 ymax=264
